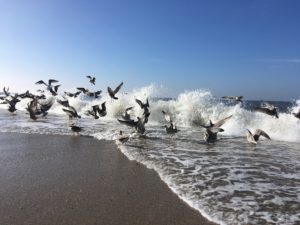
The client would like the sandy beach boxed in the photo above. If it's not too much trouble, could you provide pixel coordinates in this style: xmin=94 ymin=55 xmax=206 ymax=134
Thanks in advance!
xmin=0 ymin=133 xmax=216 ymax=225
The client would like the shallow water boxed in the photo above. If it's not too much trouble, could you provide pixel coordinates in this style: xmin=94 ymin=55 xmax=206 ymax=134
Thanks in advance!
xmin=0 ymin=86 xmax=299 ymax=225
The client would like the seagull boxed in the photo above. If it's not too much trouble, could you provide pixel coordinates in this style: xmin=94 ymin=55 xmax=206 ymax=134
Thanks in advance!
xmin=116 ymin=131 xmax=130 ymax=144
xmin=70 ymin=124 xmax=84 ymax=134
xmin=49 ymin=85 xmax=60 ymax=96
xmin=2 ymin=94 xmax=20 ymax=113
xmin=3 ymin=87 xmax=10 ymax=96
xmin=88 ymin=102 xmax=107 ymax=118
xmin=57 ymin=98 xmax=70 ymax=108
xmin=107 ymin=82 xmax=123 ymax=100
xmin=201 ymin=115 xmax=233 ymax=129
xmin=246 ymin=129 xmax=271 ymax=145
xmin=135 ymin=98 xmax=149 ymax=109
xmin=62 ymin=106 xmax=81 ymax=119
xmin=77 ymin=88 xmax=102 ymax=98
xmin=26 ymin=100 xmax=38 ymax=120
xmin=255 ymin=103 xmax=279 ymax=118
xmin=162 ymin=110 xmax=178 ymax=134
xmin=35 ymin=79 xmax=59 ymax=90
xmin=204 ymin=127 xmax=224 ymax=143
xmin=200 ymin=115 xmax=232 ymax=143
xmin=292 ymin=108 xmax=300 ymax=120
xmin=64 ymin=91 xmax=81 ymax=98
xmin=222 ymin=96 xmax=243 ymax=102
xmin=135 ymin=98 xmax=150 ymax=123
xmin=86 ymin=75 xmax=96 ymax=85
xmin=97 ymin=102 xmax=107 ymax=117
xmin=118 ymin=117 xmax=145 ymax=134
xmin=86 ymin=105 xmax=100 ymax=119
xmin=122 ymin=107 xmax=133 ymax=121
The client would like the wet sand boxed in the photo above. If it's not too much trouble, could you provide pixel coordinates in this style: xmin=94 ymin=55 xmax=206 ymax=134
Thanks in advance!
xmin=0 ymin=133 xmax=216 ymax=225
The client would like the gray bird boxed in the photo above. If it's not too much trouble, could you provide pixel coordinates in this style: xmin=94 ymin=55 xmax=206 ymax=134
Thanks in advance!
xmin=222 ymin=96 xmax=243 ymax=102
xmin=108 ymin=82 xmax=123 ymax=100
xmin=162 ymin=110 xmax=178 ymax=134
xmin=246 ymin=129 xmax=271 ymax=145
xmin=204 ymin=127 xmax=224 ymax=143
xmin=255 ymin=103 xmax=278 ymax=118
xmin=122 ymin=107 xmax=133 ymax=121
xmin=62 ymin=106 xmax=81 ymax=119
xmin=86 ymin=75 xmax=96 ymax=85
xmin=118 ymin=117 xmax=145 ymax=134
xmin=70 ymin=124 xmax=84 ymax=134
xmin=116 ymin=130 xmax=130 ymax=144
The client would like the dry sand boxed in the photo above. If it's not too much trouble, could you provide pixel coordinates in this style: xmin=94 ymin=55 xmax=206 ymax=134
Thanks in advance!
xmin=0 ymin=133 xmax=217 ymax=225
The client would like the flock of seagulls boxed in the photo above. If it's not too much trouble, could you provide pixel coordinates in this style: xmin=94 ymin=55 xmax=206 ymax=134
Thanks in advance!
xmin=1 ymin=76 xmax=300 ymax=146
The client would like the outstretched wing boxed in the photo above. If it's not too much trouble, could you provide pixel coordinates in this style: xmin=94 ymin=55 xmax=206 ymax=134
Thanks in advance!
xmin=162 ymin=110 xmax=172 ymax=123
xmin=35 ymin=80 xmax=47 ymax=85
xmin=113 ymin=82 xmax=123 ymax=94
xmin=214 ymin=115 xmax=232 ymax=128
xmin=254 ymin=129 xmax=271 ymax=140
xmin=48 ymin=79 xmax=59 ymax=85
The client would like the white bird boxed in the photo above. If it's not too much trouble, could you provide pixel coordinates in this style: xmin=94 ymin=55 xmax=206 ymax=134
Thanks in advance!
xmin=246 ymin=129 xmax=271 ymax=145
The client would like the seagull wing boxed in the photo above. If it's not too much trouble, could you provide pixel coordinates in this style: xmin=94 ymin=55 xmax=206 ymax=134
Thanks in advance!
xmin=214 ymin=115 xmax=233 ymax=128
xmin=118 ymin=119 xmax=137 ymax=127
xmin=113 ymin=82 xmax=123 ymax=94
xmin=48 ymin=79 xmax=59 ymax=85
xmin=35 ymin=80 xmax=47 ymax=86
xmin=254 ymin=129 xmax=271 ymax=140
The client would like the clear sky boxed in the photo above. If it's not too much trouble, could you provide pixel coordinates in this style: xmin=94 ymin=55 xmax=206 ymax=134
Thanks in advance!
xmin=0 ymin=0 xmax=299 ymax=101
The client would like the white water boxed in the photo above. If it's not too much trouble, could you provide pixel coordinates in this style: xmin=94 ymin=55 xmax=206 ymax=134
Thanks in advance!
xmin=1 ymin=85 xmax=300 ymax=225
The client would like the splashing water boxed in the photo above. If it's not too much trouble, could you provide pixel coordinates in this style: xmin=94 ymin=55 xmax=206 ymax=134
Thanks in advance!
xmin=0 ymin=85 xmax=299 ymax=225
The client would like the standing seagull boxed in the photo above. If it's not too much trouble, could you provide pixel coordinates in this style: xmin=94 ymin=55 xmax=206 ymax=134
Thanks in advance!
xmin=116 ymin=131 xmax=130 ymax=144
xmin=162 ymin=110 xmax=178 ymax=134
xmin=246 ymin=129 xmax=271 ymax=145
xmin=86 ymin=75 xmax=96 ymax=85
xmin=204 ymin=127 xmax=224 ymax=143
xmin=70 ymin=124 xmax=84 ymax=134
xmin=107 ymin=82 xmax=123 ymax=100
xmin=201 ymin=115 xmax=232 ymax=143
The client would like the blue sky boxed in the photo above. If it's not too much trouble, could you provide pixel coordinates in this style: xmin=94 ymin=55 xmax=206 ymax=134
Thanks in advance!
xmin=0 ymin=0 xmax=299 ymax=100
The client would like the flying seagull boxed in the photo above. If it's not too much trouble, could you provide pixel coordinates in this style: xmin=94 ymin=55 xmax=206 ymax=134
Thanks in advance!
xmin=64 ymin=91 xmax=81 ymax=98
xmin=255 ymin=103 xmax=279 ymax=118
xmin=118 ymin=117 xmax=146 ymax=134
xmin=122 ymin=107 xmax=134 ymax=121
xmin=107 ymin=82 xmax=123 ymax=100
xmin=36 ymin=79 xmax=60 ymax=96
xmin=62 ymin=106 xmax=81 ymax=119
xmin=86 ymin=75 xmax=96 ymax=85
xmin=246 ymin=129 xmax=271 ymax=145
xmin=201 ymin=115 xmax=233 ymax=129
xmin=222 ymin=96 xmax=243 ymax=102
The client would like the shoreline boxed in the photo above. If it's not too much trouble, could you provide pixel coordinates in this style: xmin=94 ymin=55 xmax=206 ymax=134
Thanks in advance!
xmin=0 ymin=132 xmax=217 ymax=225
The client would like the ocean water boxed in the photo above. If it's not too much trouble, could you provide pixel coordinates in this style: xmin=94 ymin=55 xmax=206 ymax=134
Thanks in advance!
xmin=0 ymin=85 xmax=299 ymax=225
